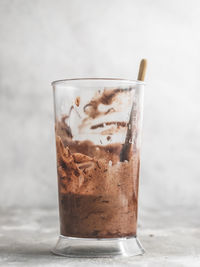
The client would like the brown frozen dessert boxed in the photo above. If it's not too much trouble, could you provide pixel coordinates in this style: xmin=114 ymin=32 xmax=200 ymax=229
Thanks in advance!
xmin=55 ymin=87 xmax=140 ymax=238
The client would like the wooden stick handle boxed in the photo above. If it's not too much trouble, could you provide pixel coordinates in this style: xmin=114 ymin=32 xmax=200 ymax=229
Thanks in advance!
xmin=120 ymin=59 xmax=147 ymax=162
xmin=137 ymin=59 xmax=147 ymax=81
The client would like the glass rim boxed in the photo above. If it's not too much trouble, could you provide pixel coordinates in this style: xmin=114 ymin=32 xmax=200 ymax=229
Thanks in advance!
xmin=51 ymin=77 xmax=146 ymax=87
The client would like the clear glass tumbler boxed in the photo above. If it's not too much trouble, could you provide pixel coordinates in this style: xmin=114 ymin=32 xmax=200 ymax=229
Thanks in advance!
xmin=52 ymin=78 xmax=145 ymax=257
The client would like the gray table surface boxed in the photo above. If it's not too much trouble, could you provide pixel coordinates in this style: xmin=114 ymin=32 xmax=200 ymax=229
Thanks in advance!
xmin=0 ymin=207 xmax=199 ymax=267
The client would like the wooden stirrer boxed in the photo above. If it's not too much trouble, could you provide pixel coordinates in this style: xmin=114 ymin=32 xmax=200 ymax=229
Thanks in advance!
xmin=120 ymin=59 xmax=147 ymax=161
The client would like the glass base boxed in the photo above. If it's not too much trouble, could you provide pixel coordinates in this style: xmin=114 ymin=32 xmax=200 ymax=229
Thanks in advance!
xmin=52 ymin=235 xmax=145 ymax=258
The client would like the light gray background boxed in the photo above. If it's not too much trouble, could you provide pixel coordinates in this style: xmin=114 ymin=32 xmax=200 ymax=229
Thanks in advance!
xmin=0 ymin=0 xmax=199 ymax=209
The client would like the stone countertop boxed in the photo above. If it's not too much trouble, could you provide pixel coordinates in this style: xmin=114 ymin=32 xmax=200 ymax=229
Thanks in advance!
xmin=0 ymin=207 xmax=200 ymax=267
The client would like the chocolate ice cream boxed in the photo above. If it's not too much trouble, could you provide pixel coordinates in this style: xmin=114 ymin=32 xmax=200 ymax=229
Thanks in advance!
xmin=55 ymin=87 xmax=141 ymax=238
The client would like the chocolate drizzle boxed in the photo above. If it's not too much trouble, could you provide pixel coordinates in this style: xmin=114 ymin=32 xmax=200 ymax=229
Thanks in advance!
xmin=91 ymin=121 xmax=127 ymax=130
xmin=83 ymin=87 xmax=132 ymax=119
xmin=57 ymin=87 xmax=136 ymax=162
xmin=60 ymin=115 xmax=73 ymax=138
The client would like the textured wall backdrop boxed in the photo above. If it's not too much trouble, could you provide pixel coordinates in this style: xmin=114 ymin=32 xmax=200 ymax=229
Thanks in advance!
xmin=0 ymin=0 xmax=200 ymax=208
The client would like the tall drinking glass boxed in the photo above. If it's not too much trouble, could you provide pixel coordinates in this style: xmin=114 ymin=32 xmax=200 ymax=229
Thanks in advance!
xmin=52 ymin=78 xmax=145 ymax=257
